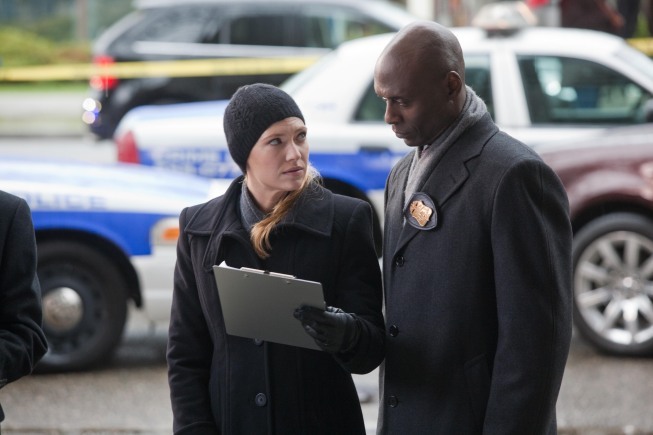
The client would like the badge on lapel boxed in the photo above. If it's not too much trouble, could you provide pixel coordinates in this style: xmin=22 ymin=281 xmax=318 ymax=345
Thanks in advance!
xmin=404 ymin=192 xmax=438 ymax=230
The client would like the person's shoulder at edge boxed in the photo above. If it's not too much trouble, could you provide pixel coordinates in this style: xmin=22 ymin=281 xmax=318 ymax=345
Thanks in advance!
xmin=0 ymin=189 xmax=23 ymax=209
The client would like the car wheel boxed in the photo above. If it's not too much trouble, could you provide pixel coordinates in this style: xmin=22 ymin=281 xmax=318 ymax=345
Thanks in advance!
xmin=36 ymin=240 xmax=128 ymax=371
xmin=572 ymin=213 xmax=653 ymax=356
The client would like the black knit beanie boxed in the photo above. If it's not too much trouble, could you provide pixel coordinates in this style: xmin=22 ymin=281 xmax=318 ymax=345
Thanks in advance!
xmin=224 ymin=83 xmax=305 ymax=173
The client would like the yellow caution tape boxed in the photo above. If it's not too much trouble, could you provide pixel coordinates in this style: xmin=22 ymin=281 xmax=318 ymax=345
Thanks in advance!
xmin=628 ymin=37 xmax=653 ymax=57
xmin=2 ymin=37 xmax=652 ymax=82
xmin=0 ymin=56 xmax=321 ymax=82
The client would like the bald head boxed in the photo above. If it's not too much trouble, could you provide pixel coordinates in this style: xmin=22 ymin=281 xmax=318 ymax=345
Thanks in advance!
xmin=374 ymin=21 xmax=467 ymax=147
xmin=379 ymin=20 xmax=465 ymax=86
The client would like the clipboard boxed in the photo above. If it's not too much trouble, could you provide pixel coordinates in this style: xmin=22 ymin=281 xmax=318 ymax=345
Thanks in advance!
xmin=212 ymin=263 xmax=326 ymax=350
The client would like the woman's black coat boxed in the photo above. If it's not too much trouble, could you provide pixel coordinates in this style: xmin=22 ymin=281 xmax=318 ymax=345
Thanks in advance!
xmin=167 ymin=178 xmax=385 ymax=434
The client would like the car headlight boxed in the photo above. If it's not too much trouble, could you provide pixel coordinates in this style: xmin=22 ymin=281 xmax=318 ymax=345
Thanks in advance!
xmin=151 ymin=217 xmax=180 ymax=247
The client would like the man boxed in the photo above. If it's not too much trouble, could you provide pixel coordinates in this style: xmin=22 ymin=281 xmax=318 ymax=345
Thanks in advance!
xmin=0 ymin=191 xmax=48 ymax=426
xmin=374 ymin=21 xmax=572 ymax=434
xmin=560 ymin=0 xmax=624 ymax=35
xmin=617 ymin=0 xmax=640 ymax=37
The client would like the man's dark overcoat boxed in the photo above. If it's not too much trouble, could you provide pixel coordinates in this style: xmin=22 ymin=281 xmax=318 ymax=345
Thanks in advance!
xmin=0 ymin=191 xmax=48 ymax=422
xmin=379 ymin=114 xmax=573 ymax=434
xmin=167 ymin=177 xmax=384 ymax=435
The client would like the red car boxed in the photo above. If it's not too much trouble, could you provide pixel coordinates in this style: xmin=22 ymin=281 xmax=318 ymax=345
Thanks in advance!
xmin=537 ymin=126 xmax=653 ymax=356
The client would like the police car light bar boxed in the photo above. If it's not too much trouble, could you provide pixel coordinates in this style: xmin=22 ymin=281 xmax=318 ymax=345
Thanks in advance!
xmin=472 ymin=1 xmax=537 ymax=36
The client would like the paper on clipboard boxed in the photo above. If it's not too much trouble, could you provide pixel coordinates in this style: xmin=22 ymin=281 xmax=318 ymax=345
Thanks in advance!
xmin=212 ymin=263 xmax=326 ymax=350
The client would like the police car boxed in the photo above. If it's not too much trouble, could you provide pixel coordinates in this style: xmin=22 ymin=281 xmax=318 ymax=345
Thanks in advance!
xmin=2 ymin=158 xmax=227 ymax=371
xmin=114 ymin=25 xmax=653 ymax=250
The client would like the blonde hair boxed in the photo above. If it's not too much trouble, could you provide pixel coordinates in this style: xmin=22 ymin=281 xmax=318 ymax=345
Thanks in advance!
xmin=247 ymin=165 xmax=320 ymax=258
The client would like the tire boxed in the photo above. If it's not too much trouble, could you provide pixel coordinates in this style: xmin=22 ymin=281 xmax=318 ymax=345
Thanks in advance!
xmin=36 ymin=240 xmax=128 ymax=372
xmin=572 ymin=213 xmax=653 ymax=356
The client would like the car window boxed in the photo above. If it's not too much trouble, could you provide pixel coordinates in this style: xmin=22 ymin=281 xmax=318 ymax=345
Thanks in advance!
xmin=518 ymin=55 xmax=653 ymax=125
xmin=281 ymin=50 xmax=336 ymax=93
xmin=228 ymin=14 xmax=288 ymax=46
xmin=209 ymin=12 xmax=328 ymax=48
xmin=341 ymin=18 xmax=395 ymax=43
xmin=214 ymin=8 xmax=399 ymax=49
xmin=298 ymin=5 xmax=400 ymax=48
xmin=119 ymin=7 xmax=215 ymax=44
xmin=298 ymin=13 xmax=393 ymax=48
xmin=354 ymin=54 xmax=494 ymax=122
xmin=301 ymin=15 xmax=334 ymax=48
xmin=355 ymin=82 xmax=385 ymax=122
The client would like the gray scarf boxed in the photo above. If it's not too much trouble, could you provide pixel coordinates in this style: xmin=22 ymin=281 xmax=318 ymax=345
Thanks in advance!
xmin=239 ymin=182 xmax=266 ymax=231
xmin=403 ymin=86 xmax=488 ymax=211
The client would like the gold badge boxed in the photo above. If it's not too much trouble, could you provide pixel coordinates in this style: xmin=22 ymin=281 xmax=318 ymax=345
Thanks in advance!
xmin=409 ymin=200 xmax=433 ymax=227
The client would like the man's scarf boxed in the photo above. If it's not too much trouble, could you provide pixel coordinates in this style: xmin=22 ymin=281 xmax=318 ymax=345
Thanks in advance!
xmin=403 ymin=86 xmax=488 ymax=212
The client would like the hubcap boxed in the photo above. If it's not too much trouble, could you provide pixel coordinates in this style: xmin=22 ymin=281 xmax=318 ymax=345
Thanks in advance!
xmin=43 ymin=287 xmax=84 ymax=333
xmin=575 ymin=231 xmax=653 ymax=346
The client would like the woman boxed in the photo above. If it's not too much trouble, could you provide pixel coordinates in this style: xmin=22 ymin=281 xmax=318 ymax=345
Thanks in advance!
xmin=167 ymin=83 xmax=385 ymax=434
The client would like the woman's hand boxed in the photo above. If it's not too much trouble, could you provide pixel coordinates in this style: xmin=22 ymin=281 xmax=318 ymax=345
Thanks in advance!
xmin=294 ymin=305 xmax=361 ymax=353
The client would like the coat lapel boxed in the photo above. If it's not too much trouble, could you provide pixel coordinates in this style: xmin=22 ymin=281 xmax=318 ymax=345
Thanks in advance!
xmin=392 ymin=114 xmax=499 ymax=256
xmin=184 ymin=177 xmax=335 ymax=273
xmin=384 ymin=152 xmax=412 ymax=259
xmin=181 ymin=177 xmax=249 ymax=273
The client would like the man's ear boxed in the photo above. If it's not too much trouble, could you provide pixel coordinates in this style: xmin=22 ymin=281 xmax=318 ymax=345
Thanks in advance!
xmin=446 ymin=71 xmax=463 ymax=99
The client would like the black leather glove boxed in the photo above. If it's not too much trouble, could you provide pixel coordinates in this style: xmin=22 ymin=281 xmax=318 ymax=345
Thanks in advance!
xmin=294 ymin=305 xmax=361 ymax=354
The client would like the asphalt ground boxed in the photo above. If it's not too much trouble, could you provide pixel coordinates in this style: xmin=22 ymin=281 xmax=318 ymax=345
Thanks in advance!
xmin=0 ymin=90 xmax=87 ymax=138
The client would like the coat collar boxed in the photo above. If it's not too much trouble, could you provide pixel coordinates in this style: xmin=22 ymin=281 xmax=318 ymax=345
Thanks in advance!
xmin=184 ymin=176 xmax=335 ymax=272
xmin=391 ymin=114 xmax=499 ymax=255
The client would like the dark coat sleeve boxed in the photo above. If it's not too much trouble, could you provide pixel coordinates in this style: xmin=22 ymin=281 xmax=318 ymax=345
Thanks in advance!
xmin=0 ymin=194 xmax=48 ymax=388
xmin=483 ymin=157 xmax=573 ymax=433
xmin=167 ymin=207 xmax=219 ymax=435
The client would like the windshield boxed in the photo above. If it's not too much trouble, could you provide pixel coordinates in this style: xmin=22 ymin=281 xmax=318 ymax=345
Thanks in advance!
xmin=281 ymin=50 xmax=337 ymax=94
